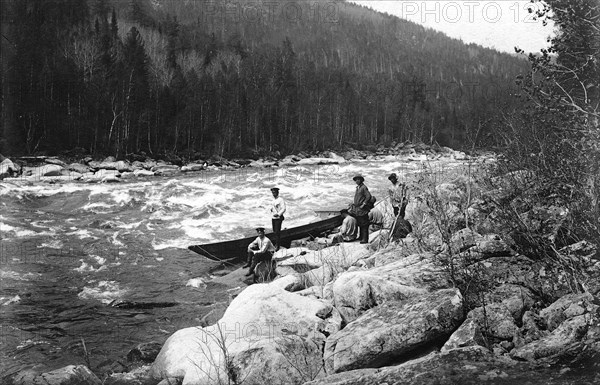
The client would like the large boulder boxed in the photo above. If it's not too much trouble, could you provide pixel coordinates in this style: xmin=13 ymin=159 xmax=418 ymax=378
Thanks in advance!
xmin=150 ymin=284 xmax=341 ymax=385
xmin=0 ymin=158 xmax=18 ymax=178
xmin=511 ymin=314 xmax=592 ymax=362
xmin=115 ymin=160 xmax=133 ymax=172
xmin=539 ymin=292 xmax=596 ymax=331
xmin=25 ymin=164 xmax=63 ymax=177
xmin=467 ymin=254 xmax=578 ymax=301
xmin=329 ymin=254 xmax=450 ymax=322
xmin=324 ymin=288 xmax=464 ymax=373
xmin=308 ymin=346 xmax=525 ymax=385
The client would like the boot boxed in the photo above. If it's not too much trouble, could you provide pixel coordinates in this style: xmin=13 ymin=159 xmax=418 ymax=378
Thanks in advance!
xmin=242 ymin=252 xmax=252 ymax=268
xmin=359 ymin=225 xmax=369 ymax=244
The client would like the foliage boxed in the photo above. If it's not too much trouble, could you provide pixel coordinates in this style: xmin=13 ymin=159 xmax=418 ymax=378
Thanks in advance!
xmin=499 ymin=0 xmax=599 ymax=247
xmin=2 ymin=0 xmax=529 ymax=158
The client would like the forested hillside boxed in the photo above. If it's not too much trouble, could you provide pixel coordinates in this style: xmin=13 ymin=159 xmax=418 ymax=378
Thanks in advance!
xmin=1 ymin=0 xmax=530 ymax=158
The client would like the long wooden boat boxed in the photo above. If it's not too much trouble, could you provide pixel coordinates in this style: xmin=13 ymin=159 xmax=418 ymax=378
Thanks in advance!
xmin=188 ymin=215 xmax=343 ymax=262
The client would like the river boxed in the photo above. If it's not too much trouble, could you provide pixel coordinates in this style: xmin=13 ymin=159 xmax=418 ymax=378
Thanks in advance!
xmin=0 ymin=156 xmax=460 ymax=380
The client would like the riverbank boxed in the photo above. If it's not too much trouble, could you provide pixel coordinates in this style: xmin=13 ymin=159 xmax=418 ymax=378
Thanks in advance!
xmin=0 ymin=143 xmax=479 ymax=183
xmin=8 ymin=155 xmax=600 ymax=385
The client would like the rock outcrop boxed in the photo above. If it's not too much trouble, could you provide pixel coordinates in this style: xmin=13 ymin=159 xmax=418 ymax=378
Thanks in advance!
xmin=324 ymin=289 xmax=464 ymax=373
xmin=150 ymin=284 xmax=341 ymax=384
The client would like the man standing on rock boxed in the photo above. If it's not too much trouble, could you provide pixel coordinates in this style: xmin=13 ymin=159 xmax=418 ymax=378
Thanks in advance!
xmin=350 ymin=175 xmax=372 ymax=244
xmin=270 ymin=187 xmax=286 ymax=250
xmin=244 ymin=227 xmax=276 ymax=277
xmin=388 ymin=173 xmax=408 ymax=218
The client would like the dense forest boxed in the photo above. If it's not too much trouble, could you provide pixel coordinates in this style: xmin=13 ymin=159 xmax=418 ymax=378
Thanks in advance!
xmin=0 ymin=0 xmax=537 ymax=158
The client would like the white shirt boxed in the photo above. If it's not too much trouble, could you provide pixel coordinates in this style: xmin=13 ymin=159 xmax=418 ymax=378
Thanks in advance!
xmin=270 ymin=196 xmax=286 ymax=218
xmin=248 ymin=236 xmax=276 ymax=253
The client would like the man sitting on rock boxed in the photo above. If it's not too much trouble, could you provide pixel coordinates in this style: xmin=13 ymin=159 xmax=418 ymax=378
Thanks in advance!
xmin=368 ymin=207 xmax=384 ymax=232
xmin=244 ymin=227 xmax=276 ymax=277
xmin=329 ymin=209 xmax=358 ymax=245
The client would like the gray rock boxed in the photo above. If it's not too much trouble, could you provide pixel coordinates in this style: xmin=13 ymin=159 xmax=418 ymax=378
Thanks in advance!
xmin=324 ymin=289 xmax=464 ymax=373
xmin=468 ymin=303 xmax=519 ymax=340
xmin=150 ymin=284 xmax=339 ymax=384
xmin=308 ymin=346 xmax=526 ymax=385
xmin=180 ymin=163 xmax=204 ymax=172
xmin=31 ymin=164 xmax=63 ymax=177
xmin=450 ymin=228 xmax=483 ymax=253
xmin=539 ymin=293 xmax=595 ymax=331
xmin=486 ymin=284 xmax=536 ymax=321
xmin=133 ymin=169 xmax=155 ymax=177
xmin=14 ymin=365 xmax=101 ymax=385
xmin=330 ymin=253 xmax=449 ymax=322
xmin=102 ymin=365 xmax=153 ymax=385
xmin=151 ymin=165 xmax=180 ymax=174
xmin=127 ymin=342 xmax=163 ymax=363
xmin=45 ymin=158 xmax=67 ymax=167
xmin=115 ymin=160 xmax=133 ymax=172
xmin=441 ymin=318 xmax=487 ymax=351
xmin=67 ymin=163 xmax=92 ymax=174
xmin=511 ymin=314 xmax=591 ymax=361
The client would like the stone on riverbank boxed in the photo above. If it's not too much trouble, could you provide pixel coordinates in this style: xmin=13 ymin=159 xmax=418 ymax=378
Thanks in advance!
xmin=329 ymin=254 xmax=449 ymax=322
xmin=13 ymin=365 xmax=102 ymax=385
xmin=324 ymin=288 xmax=464 ymax=373
xmin=150 ymin=284 xmax=341 ymax=385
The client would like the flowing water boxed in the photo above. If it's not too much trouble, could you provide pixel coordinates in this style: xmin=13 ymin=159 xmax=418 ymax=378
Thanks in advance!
xmin=0 ymin=157 xmax=462 ymax=380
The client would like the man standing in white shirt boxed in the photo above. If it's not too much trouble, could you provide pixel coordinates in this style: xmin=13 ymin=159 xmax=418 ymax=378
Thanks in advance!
xmin=244 ymin=227 xmax=276 ymax=277
xmin=388 ymin=173 xmax=408 ymax=218
xmin=270 ymin=187 xmax=286 ymax=250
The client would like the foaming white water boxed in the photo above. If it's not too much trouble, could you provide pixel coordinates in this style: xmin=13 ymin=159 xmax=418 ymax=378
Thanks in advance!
xmin=77 ymin=280 xmax=127 ymax=304
xmin=73 ymin=260 xmax=107 ymax=273
xmin=0 ymin=223 xmax=37 ymax=237
xmin=4 ymin=157 xmax=469 ymax=252
xmin=82 ymin=202 xmax=114 ymax=212
xmin=65 ymin=229 xmax=96 ymax=239
xmin=37 ymin=239 xmax=64 ymax=249
xmin=1 ymin=295 xmax=21 ymax=306
xmin=186 ymin=277 xmax=207 ymax=289
xmin=0 ymin=270 xmax=41 ymax=281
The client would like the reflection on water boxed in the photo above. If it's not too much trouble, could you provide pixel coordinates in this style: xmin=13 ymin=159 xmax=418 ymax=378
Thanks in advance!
xmin=0 ymin=159 xmax=456 ymax=379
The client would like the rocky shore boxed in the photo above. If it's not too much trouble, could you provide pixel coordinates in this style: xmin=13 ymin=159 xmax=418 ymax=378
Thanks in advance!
xmin=8 ymin=150 xmax=600 ymax=385
xmin=0 ymin=143 xmax=475 ymax=183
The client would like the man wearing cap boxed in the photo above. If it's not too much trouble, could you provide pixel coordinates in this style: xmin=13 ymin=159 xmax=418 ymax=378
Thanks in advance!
xmin=351 ymin=175 xmax=372 ymax=244
xmin=244 ymin=227 xmax=276 ymax=276
xmin=388 ymin=173 xmax=408 ymax=218
xmin=270 ymin=187 xmax=286 ymax=250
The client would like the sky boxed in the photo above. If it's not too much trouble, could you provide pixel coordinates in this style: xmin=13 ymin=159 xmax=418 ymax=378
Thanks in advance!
xmin=350 ymin=1 xmax=555 ymax=54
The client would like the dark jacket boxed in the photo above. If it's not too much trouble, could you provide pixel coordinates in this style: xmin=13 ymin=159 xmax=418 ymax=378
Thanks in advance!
xmin=352 ymin=183 xmax=372 ymax=217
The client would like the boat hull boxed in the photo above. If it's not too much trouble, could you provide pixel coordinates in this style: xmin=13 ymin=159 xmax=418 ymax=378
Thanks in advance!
xmin=188 ymin=215 xmax=343 ymax=262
